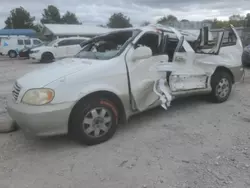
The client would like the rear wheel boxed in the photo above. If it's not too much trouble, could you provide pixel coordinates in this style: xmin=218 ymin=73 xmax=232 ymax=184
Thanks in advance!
xmin=69 ymin=97 xmax=119 ymax=145
xmin=41 ymin=52 xmax=54 ymax=63
xmin=8 ymin=50 xmax=17 ymax=58
xmin=210 ymin=71 xmax=232 ymax=103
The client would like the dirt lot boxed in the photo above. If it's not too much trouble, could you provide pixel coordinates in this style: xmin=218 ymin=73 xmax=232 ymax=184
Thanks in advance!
xmin=0 ymin=57 xmax=250 ymax=188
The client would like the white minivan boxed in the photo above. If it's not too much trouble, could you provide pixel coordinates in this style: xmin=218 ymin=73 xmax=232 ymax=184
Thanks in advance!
xmin=29 ymin=37 xmax=90 ymax=63
xmin=0 ymin=36 xmax=42 ymax=58
xmin=7 ymin=24 xmax=244 ymax=145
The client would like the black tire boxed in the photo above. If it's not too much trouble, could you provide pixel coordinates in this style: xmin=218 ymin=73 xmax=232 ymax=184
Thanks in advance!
xmin=40 ymin=52 xmax=54 ymax=63
xmin=8 ymin=50 xmax=17 ymax=58
xmin=210 ymin=71 xmax=232 ymax=103
xmin=69 ymin=97 xmax=119 ymax=145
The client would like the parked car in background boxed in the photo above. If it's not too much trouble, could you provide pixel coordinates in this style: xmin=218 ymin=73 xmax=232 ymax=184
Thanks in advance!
xmin=7 ymin=24 xmax=243 ymax=146
xmin=0 ymin=36 xmax=42 ymax=58
xmin=242 ymin=44 xmax=250 ymax=66
xmin=19 ymin=42 xmax=47 ymax=59
xmin=29 ymin=37 xmax=90 ymax=63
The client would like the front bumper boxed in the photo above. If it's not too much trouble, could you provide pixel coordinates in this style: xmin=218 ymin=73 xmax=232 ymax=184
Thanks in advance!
xmin=29 ymin=53 xmax=41 ymax=61
xmin=7 ymin=96 xmax=74 ymax=136
xmin=19 ymin=51 xmax=29 ymax=58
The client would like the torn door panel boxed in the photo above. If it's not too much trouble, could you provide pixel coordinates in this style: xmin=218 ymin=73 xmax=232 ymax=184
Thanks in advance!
xmin=169 ymin=74 xmax=208 ymax=92
xmin=132 ymin=80 xmax=159 ymax=111
xmin=153 ymin=78 xmax=172 ymax=110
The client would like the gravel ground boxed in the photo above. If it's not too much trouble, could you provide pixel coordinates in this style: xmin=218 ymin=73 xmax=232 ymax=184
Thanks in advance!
xmin=0 ymin=57 xmax=250 ymax=188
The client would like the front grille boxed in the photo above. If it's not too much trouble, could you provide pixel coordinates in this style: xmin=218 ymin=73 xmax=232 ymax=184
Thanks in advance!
xmin=12 ymin=82 xmax=21 ymax=101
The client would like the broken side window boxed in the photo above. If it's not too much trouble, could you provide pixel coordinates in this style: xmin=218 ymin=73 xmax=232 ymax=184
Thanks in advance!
xmin=134 ymin=32 xmax=160 ymax=56
xmin=222 ymin=28 xmax=237 ymax=47
xmin=75 ymin=29 xmax=141 ymax=60
xmin=195 ymin=29 xmax=225 ymax=55
xmin=161 ymin=34 xmax=186 ymax=62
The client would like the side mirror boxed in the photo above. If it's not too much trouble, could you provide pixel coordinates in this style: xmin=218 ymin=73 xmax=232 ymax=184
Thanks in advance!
xmin=131 ymin=46 xmax=152 ymax=61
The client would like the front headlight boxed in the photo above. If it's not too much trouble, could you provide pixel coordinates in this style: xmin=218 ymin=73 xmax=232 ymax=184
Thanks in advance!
xmin=31 ymin=50 xmax=39 ymax=53
xmin=22 ymin=88 xmax=55 ymax=105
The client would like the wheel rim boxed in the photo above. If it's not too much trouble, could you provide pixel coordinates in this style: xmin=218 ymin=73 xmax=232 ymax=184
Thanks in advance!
xmin=82 ymin=107 xmax=112 ymax=138
xmin=216 ymin=78 xmax=230 ymax=98
xmin=10 ymin=52 xmax=15 ymax=57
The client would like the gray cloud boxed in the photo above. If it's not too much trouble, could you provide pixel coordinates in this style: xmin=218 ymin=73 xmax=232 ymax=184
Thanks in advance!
xmin=0 ymin=0 xmax=250 ymax=28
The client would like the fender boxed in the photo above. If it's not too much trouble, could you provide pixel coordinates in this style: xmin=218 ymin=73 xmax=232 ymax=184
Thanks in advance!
xmin=41 ymin=51 xmax=55 ymax=58
xmin=76 ymin=83 xmax=127 ymax=103
xmin=75 ymin=83 xmax=130 ymax=119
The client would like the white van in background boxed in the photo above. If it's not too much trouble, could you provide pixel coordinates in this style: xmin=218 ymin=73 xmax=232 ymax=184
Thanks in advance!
xmin=0 ymin=36 xmax=42 ymax=58
xmin=29 ymin=37 xmax=90 ymax=63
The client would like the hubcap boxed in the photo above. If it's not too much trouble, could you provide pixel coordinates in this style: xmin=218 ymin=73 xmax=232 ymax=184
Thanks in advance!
xmin=82 ymin=107 xmax=112 ymax=138
xmin=10 ymin=52 xmax=15 ymax=57
xmin=216 ymin=78 xmax=230 ymax=98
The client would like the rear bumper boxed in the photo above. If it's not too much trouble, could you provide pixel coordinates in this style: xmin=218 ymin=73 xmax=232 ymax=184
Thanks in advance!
xmin=7 ymin=96 xmax=74 ymax=136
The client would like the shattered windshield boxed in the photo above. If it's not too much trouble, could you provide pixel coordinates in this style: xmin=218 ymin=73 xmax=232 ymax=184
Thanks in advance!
xmin=74 ymin=29 xmax=141 ymax=60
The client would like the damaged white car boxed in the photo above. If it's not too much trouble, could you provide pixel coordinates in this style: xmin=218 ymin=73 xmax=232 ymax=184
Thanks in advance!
xmin=7 ymin=24 xmax=244 ymax=145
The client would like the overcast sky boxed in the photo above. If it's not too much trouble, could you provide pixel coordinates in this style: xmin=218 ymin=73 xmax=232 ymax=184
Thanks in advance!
xmin=0 ymin=0 xmax=250 ymax=28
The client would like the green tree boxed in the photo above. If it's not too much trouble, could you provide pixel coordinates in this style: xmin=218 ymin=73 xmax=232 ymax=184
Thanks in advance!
xmin=157 ymin=15 xmax=178 ymax=25
xmin=106 ymin=13 xmax=132 ymax=28
xmin=140 ymin=21 xmax=150 ymax=26
xmin=211 ymin=18 xmax=229 ymax=29
xmin=33 ymin=23 xmax=43 ymax=32
xmin=4 ymin=7 xmax=35 ymax=29
xmin=180 ymin=19 xmax=189 ymax=22
xmin=245 ymin=13 xmax=250 ymax=27
xmin=61 ymin=11 xmax=81 ymax=24
xmin=157 ymin=16 xmax=167 ymax=24
xmin=41 ymin=5 xmax=61 ymax=24
xmin=229 ymin=14 xmax=245 ymax=27
xmin=166 ymin=15 xmax=178 ymax=22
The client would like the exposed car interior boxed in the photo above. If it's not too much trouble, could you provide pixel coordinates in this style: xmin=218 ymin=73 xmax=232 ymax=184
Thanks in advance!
xmin=135 ymin=32 xmax=160 ymax=55
xmin=133 ymin=32 xmax=185 ymax=61
xmin=76 ymin=30 xmax=141 ymax=59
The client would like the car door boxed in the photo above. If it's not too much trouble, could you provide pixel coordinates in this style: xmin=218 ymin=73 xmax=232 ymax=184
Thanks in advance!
xmin=125 ymin=31 xmax=168 ymax=111
xmin=56 ymin=39 xmax=71 ymax=58
xmin=16 ymin=39 xmax=25 ymax=52
xmin=67 ymin=39 xmax=83 ymax=56
xmin=159 ymin=38 xmax=209 ymax=93
xmin=151 ymin=28 xmax=211 ymax=109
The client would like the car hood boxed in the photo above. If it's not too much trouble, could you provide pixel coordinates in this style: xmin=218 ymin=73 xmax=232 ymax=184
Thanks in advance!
xmin=17 ymin=58 xmax=95 ymax=88
xmin=31 ymin=46 xmax=51 ymax=51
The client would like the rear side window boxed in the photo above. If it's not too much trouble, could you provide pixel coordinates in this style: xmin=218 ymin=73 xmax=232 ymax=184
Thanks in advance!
xmin=58 ymin=39 xmax=72 ymax=46
xmin=17 ymin=39 xmax=24 ymax=45
xmin=24 ymin=39 xmax=31 ymax=45
xmin=33 ymin=39 xmax=41 ymax=45
xmin=70 ymin=39 xmax=86 ymax=45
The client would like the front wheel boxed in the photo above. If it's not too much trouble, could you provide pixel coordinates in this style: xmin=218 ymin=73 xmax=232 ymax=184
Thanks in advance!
xmin=40 ymin=52 xmax=54 ymax=63
xmin=69 ymin=97 xmax=119 ymax=145
xmin=210 ymin=71 xmax=232 ymax=103
xmin=8 ymin=50 xmax=17 ymax=58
